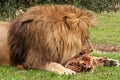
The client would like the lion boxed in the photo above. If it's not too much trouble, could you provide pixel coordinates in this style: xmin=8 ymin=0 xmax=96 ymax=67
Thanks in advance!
xmin=0 ymin=5 xmax=118 ymax=75
xmin=8 ymin=4 xmax=96 ymax=75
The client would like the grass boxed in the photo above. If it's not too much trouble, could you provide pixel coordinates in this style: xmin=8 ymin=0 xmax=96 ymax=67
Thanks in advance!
xmin=90 ymin=12 xmax=120 ymax=45
xmin=0 ymin=12 xmax=120 ymax=80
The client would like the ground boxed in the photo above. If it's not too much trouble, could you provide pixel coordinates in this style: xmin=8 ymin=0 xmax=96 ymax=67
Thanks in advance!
xmin=90 ymin=12 xmax=120 ymax=54
xmin=93 ymin=43 xmax=120 ymax=53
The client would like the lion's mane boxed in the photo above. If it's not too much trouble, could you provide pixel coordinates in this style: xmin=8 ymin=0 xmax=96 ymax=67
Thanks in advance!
xmin=8 ymin=5 xmax=96 ymax=68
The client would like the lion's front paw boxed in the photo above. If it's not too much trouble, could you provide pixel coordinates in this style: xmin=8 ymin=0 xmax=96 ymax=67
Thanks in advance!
xmin=56 ymin=67 xmax=76 ymax=75
xmin=46 ymin=62 xmax=76 ymax=75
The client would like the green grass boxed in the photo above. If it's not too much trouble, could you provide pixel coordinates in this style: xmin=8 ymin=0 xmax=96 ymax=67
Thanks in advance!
xmin=0 ymin=12 xmax=120 ymax=80
xmin=90 ymin=12 xmax=120 ymax=45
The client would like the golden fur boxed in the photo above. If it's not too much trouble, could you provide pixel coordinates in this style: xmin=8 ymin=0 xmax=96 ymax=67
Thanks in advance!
xmin=0 ymin=21 xmax=10 ymax=66
xmin=8 ymin=4 xmax=96 ymax=75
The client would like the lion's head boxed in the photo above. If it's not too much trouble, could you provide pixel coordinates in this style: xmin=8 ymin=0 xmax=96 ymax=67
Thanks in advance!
xmin=8 ymin=5 xmax=96 ymax=68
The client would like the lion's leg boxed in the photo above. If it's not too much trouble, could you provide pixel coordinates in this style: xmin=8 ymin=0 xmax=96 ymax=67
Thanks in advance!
xmin=22 ymin=51 xmax=76 ymax=75
xmin=23 ymin=61 xmax=76 ymax=75
xmin=45 ymin=62 xmax=76 ymax=75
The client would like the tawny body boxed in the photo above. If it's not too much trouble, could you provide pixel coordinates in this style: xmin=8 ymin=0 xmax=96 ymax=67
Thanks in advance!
xmin=0 ymin=21 xmax=10 ymax=66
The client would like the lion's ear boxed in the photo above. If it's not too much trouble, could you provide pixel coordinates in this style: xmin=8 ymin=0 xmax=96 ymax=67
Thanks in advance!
xmin=79 ymin=11 xmax=97 ymax=27
xmin=64 ymin=14 xmax=79 ymax=27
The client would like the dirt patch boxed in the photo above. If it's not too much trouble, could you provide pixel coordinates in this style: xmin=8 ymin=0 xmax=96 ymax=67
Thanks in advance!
xmin=93 ymin=43 xmax=120 ymax=53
